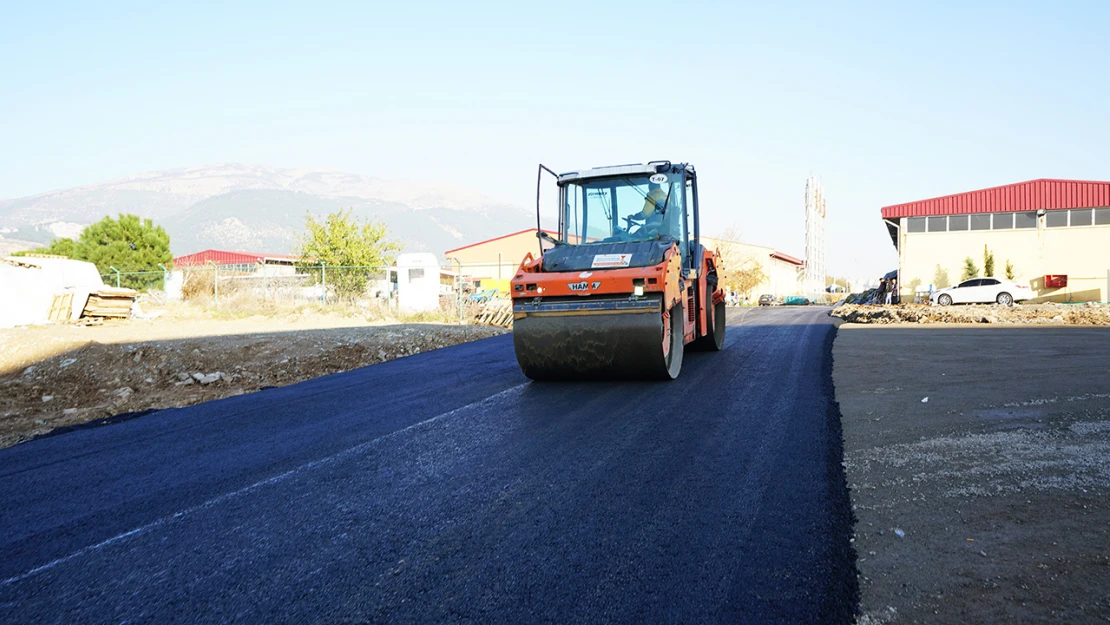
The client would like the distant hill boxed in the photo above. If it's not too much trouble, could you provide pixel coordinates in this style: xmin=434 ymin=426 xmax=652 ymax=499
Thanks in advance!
xmin=0 ymin=164 xmax=533 ymax=258
xmin=0 ymin=237 xmax=37 ymax=257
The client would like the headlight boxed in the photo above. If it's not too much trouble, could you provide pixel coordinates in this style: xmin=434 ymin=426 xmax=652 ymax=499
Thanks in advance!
xmin=634 ymin=285 xmax=644 ymax=296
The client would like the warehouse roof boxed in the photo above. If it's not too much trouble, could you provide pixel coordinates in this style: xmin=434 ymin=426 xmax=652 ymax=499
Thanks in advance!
xmin=444 ymin=228 xmax=557 ymax=256
xmin=769 ymin=251 xmax=804 ymax=266
xmin=881 ymin=178 xmax=1110 ymax=220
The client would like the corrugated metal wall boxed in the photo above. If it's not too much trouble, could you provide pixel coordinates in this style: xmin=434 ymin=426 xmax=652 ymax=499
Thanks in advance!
xmin=882 ymin=179 xmax=1110 ymax=219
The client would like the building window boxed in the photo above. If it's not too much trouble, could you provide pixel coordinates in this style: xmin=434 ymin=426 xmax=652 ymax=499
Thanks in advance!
xmin=970 ymin=214 xmax=991 ymax=230
xmin=1046 ymin=210 xmax=1068 ymax=228
xmin=927 ymin=216 xmax=947 ymax=232
xmin=992 ymin=213 xmax=1014 ymax=229
xmin=1014 ymin=211 xmax=1037 ymax=229
xmin=1070 ymin=208 xmax=1093 ymax=226
xmin=948 ymin=215 xmax=969 ymax=231
xmin=907 ymin=217 xmax=926 ymax=233
xmin=1096 ymin=208 xmax=1110 ymax=225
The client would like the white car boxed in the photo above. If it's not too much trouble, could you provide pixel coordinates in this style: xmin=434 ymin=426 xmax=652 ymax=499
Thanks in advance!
xmin=930 ymin=278 xmax=1032 ymax=306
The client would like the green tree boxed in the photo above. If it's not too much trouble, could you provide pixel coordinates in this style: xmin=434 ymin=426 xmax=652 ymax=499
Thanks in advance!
xmin=933 ymin=265 xmax=951 ymax=289
xmin=728 ymin=254 xmax=768 ymax=299
xmin=15 ymin=214 xmax=171 ymax=290
xmin=961 ymin=257 xmax=979 ymax=281
xmin=713 ymin=225 xmax=768 ymax=300
xmin=983 ymin=245 xmax=995 ymax=277
xmin=1005 ymin=260 xmax=1015 ymax=280
xmin=15 ymin=237 xmax=80 ymax=259
xmin=296 ymin=208 xmax=402 ymax=299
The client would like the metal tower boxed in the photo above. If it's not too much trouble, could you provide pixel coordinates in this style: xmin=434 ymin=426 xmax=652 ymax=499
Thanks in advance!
xmin=804 ymin=177 xmax=827 ymax=299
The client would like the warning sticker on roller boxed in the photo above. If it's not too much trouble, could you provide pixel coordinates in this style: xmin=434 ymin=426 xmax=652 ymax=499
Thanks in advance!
xmin=592 ymin=253 xmax=632 ymax=268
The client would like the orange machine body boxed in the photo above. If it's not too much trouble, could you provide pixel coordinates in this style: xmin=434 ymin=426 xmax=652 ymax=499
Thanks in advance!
xmin=511 ymin=244 xmax=723 ymax=347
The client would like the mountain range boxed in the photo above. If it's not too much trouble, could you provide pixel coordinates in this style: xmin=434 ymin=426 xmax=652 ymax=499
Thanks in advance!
xmin=0 ymin=164 xmax=533 ymax=259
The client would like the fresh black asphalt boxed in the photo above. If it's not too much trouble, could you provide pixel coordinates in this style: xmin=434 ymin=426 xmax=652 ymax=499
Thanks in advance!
xmin=0 ymin=307 xmax=858 ymax=623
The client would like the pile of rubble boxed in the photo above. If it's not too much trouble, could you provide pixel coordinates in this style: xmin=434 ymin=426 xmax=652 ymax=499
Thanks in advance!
xmin=831 ymin=302 xmax=1110 ymax=326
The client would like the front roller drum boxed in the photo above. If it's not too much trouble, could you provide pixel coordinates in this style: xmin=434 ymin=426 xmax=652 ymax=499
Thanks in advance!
xmin=513 ymin=305 xmax=683 ymax=381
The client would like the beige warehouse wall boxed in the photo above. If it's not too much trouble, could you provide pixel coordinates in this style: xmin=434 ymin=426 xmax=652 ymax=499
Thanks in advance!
xmin=899 ymin=223 xmax=1110 ymax=303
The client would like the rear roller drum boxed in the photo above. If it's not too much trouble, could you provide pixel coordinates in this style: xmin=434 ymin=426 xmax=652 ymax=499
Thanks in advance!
xmin=691 ymin=299 xmax=726 ymax=351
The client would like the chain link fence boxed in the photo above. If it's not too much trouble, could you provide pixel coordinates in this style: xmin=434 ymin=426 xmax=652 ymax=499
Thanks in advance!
xmin=103 ymin=261 xmax=519 ymax=325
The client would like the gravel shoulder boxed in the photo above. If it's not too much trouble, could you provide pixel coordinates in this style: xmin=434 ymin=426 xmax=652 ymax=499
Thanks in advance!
xmin=0 ymin=307 xmax=506 ymax=449
xmin=832 ymin=302 xmax=1110 ymax=326
xmin=833 ymin=324 xmax=1110 ymax=623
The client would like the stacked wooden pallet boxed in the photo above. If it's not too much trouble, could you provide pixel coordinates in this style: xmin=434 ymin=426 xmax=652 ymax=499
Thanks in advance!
xmin=476 ymin=298 xmax=513 ymax=328
xmin=48 ymin=293 xmax=76 ymax=322
xmin=81 ymin=287 xmax=138 ymax=319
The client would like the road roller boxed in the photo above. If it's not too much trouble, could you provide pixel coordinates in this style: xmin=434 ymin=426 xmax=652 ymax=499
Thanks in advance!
xmin=510 ymin=161 xmax=726 ymax=380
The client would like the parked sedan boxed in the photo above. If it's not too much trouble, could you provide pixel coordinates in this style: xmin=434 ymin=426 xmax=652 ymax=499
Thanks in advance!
xmin=930 ymin=278 xmax=1032 ymax=306
xmin=758 ymin=294 xmax=776 ymax=306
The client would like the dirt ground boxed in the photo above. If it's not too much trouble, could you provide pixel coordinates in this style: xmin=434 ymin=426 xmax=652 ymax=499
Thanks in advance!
xmin=832 ymin=302 xmax=1110 ymax=326
xmin=0 ymin=305 xmax=507 ymax=449
xmin=833 ymin=324 xmax=1110 ymax=623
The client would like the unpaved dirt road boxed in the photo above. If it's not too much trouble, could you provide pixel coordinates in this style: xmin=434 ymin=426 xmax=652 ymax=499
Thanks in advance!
xmin=0 ymin=309 xmax=506 ymax=449
xmin=834 ymin=324 xmax=1110 ymax=623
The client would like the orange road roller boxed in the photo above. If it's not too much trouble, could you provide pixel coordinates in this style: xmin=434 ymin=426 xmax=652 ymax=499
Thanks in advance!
xmin=511 ymin=161 xmax=726 ymax=380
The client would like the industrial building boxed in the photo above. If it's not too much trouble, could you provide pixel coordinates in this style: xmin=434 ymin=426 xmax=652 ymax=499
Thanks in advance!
xmin=444 ymin=229 xmax=553 ymax=289
xmin=702 ymin=237 xmax=804 ymax=300
xmin=172 ymin=249 xmax=300 ymax=275
xmin=883 ymin=179 xmax=1110 ymax=303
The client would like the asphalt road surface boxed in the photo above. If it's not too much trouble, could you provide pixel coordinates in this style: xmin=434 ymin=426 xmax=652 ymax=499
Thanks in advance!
xmin=0 ymin=307 xmax=857 ymax=624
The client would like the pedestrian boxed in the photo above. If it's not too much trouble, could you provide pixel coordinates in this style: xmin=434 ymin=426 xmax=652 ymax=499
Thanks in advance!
xmin=874 ymin=279 xmax=886 ymax=305
xmin=886 ymin=278 xmax=897 ymax=305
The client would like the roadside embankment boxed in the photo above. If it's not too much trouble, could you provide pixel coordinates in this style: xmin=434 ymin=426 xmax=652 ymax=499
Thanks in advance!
xmin=0 ymin=310 xmax=506 ymax=449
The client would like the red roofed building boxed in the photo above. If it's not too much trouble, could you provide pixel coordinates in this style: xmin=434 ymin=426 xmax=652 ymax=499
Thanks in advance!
xmin=172 ymin=249 xmax=300 ymax=268
xmin=882 ymin=179 xmax=1110 ymax=303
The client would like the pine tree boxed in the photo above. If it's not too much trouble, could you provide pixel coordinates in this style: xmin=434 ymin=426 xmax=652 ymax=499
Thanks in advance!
xmin=933 ymin=265 xmax=951 ymax=289
xmin=961 ymin=257 xmax=979 ymax=281
xmin=16 ymin=214 xmax=172 ymax=290
xmin=1005 ymin=260 xmax=1015 ymax=280
xmin=983 ymin=245 xmax=995 ymax=277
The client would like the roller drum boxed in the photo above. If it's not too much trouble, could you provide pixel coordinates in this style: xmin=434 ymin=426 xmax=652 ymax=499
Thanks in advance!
xmin=512 ymin=295 xmax=682 ymax=381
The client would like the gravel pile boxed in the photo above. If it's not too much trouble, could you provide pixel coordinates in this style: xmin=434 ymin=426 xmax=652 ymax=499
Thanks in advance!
xmin=831 ymin=302 xmax=1110 ymax=325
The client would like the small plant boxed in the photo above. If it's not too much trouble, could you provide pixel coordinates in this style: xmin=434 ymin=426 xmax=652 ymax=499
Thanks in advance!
xmin=1005 ymin=260 xmax=1015 ymax=280
xmin=983 ymin=245 xmax=995 ymax=277
xmin=961 ymin=257 xmax=979 ymax=282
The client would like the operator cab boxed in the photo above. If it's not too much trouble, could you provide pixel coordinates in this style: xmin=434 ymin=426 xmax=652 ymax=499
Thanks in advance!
xmin=553 ymin=161 xmax=699 ymax=264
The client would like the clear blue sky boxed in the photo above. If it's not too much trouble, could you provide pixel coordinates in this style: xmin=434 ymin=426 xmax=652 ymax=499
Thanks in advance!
xmin=2 ymin=1 xmax=1107 ymax=277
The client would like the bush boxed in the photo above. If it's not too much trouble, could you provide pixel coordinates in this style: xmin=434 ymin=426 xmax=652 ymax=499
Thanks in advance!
xmin=181 ymin=270 xmax=215 ymax=301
